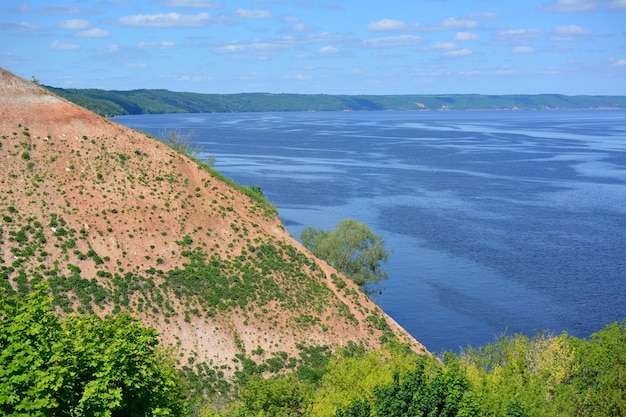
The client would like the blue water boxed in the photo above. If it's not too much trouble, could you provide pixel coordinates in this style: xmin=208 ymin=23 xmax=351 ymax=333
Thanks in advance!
xmin=115 ymin=110 xmax=626 ymax=353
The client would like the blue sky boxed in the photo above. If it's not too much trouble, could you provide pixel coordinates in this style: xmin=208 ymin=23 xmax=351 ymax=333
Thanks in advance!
xmin=1 ymin=0 xmax=625 ymax=95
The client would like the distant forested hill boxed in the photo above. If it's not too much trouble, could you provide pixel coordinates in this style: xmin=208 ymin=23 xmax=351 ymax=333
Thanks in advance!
xmin=44 ymin=85 xmax=626 ymax=117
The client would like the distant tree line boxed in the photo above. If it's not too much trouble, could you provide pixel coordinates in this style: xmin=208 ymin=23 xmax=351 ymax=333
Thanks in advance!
xmin=43 ymin=85 xmax=626 ymax=117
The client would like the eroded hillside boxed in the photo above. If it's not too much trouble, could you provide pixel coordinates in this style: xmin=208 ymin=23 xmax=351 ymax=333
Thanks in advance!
xmin=0 ymin=69 xmax=424 ymax=380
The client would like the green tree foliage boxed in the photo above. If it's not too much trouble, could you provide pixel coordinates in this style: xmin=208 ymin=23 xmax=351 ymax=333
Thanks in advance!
xmin=453 ymin=323 xmax=626 ymax=417
xmin=331 ymin=322 xmax=625 ymax=417
xmin=238 ymin=375 xmax=314 ymax=417
xmin=301 ymin=219 xmax=390 ymax=286
xmin=0 ymin=284 xmax=185 ymax=416
xmin=571 ymin=320 xmax=626 ymax=416
xmin=454 ymin=331 xmax=582 ymax=416
xmin=336 ymin=356 xmax=479 ymax=417
xmin=44 ymin=86 xmax=626 ymax=117
xmin=334 ymin=398 xmax=370 ymax=417
xmin=371 ymin=358 xmax=476 ymax=417
xmin=162 ymin=129 xmax=203 ymax=159
xmin=309 ymin=344 xmax=418 ymax=416
xmin=0 ymin=284 xmax=63 ymax=414
xmin=1 ymin=278 xmax=624 ymax=417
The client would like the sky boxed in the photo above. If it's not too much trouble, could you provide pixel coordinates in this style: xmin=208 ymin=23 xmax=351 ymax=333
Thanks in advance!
xmin=1 ymin=0 xmax=625 ymax=95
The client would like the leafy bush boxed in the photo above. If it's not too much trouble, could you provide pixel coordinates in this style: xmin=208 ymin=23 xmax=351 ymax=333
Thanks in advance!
xmin=239 ymin=376 xmax=313 ymax=417
xmin=0 ymin=284 xmax=186 ymax=416
xmin=301 ymin=219 xmax=390 ymax=286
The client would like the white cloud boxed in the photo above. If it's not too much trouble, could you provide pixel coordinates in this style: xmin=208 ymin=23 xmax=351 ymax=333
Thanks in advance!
xmin=540 ymin=0 xmax=598 ymax=12
xmin=51 ymin=40 xmax=79 ymax=50
xmin=444 ymin=48 xmax=472 ymax=56
xmin=367 ymin=18 xmax=408 ymax=31
xmin=367 ymin=17 xmax=478 ymax=32
xmin=76 ymin=28 xmax=109 ymax=38
xmin=455 ymin=31 xmax=480 ymax=41
xmin=362 ymin=34 xmax=423 ymax=48
xmin=319 ymin=45 xmax=339 ymax=54
xmin=59 ymin=19 xmax=109 ymax=38
xmin=466 ymin=12 xmax=500 ymax=20
xmin=178 ymin=74 xmax=212 ymax=82
xmin=234 ymin=9 xmax=272 ymax=19
xmin=98 ymin=44 xmax=120 ymax=53
xmin=138 ymin=41 xmax=176 ymax=49
xmin=248 ymin=42 xmax=283 ymax=51
xmin=607 ymin=0 xmax=626 ymax=10
xmin=432 ymin=42 xmax=471 ymax=56
xmin=614 ymin=59 xmax=626 ymax=66
xmin=281 ymin=16 xmax=316 ymax=33
xmin=159 ymin=0 xmax=222 ymax=8
xmin=217 ymin=44 xmax=245 ymax=53
xmin=441 ymin=17 xmax=478 ymax=30
xmin=494 ymin=65 xmax=517 ymax=75
xmin=18 ymin=4 xmax=85 ymax=15
xmin=539 ymin=0 xmax=598 ymax=13
xmin=216 ymin=33 xmax=350 ymax=56
xmin=496 ymin=28 xmax=544 ymax=43
xmin=294 ymin=74 xmax=310 ymax=80
xmin=513 ymin=46 xmax=535 ymax=54
xmin=59 ymin=19 xmax=90 ymax=30
xmin=554 ymin=25 xmax=592 ymax=35
xmin=306 ymin=32 xmax=350 ymax=44
xmin=290 ymin=23 xmax=315 ymax=32
xmin=11 ymin=22 xmax=41 ymax=32
xmin=551 ymin=25 xmax=593 ymax=41
xmin=433 ymin=41 xmax=457 ymax=50
xmin=126 ymin=63 xmax=147 ymax=69
xmin=216 ymin=40 xmax=286 ymax=55
xmin=410 ymin=66 xmax=453 ymax=79
xmin=119 ymin=12 xmax=210 ymax=28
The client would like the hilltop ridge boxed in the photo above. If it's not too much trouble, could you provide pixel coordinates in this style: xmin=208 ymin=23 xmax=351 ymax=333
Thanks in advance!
xmin=44 ymin=84 xmax=626 ymax=117
xmin=0 ymin=68 xmax=425 ymax=380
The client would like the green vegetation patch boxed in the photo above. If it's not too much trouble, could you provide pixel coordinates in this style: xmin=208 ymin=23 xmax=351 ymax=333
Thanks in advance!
xmin=44 ymin=86 xmax=626 ymax=116
xmin=0 ymin=285 xmax=186 ymax=416
xmin=160 ymin=239 xmax=329 ymax=315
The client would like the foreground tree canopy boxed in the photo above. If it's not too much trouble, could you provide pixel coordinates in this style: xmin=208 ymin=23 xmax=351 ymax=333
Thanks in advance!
xmin=1 ymin=283 xmax=625 ymax=416
xmin=0 ymin=284 xmax=185 ymax=416
xmin=301 ymin=218 xmax=390 ymax=287
xmin=208 ymin=321 xmax=626 ymax=417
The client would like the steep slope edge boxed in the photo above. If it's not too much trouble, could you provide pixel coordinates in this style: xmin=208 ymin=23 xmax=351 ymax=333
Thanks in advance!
xmin=0 ymin=69 xmax=425 ymax=378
